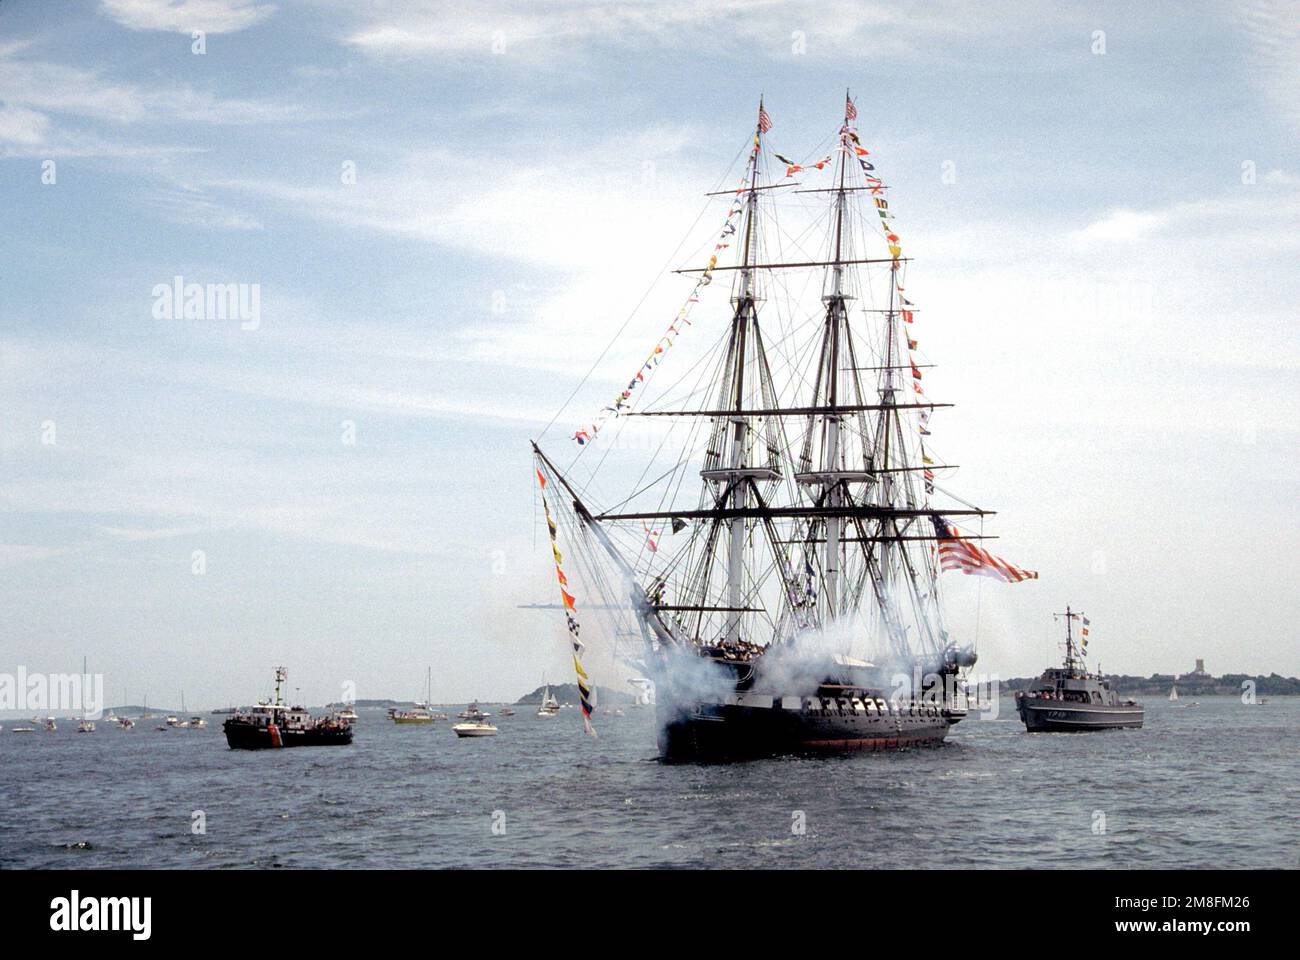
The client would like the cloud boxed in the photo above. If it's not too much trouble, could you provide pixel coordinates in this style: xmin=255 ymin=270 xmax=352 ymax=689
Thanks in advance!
xmin=1231 ymin=0 xmax=1300 ymax=133
xmin=213 ymin=124 xmax=710 ymax=268
xmin=340 ymin=0 xmax=999 ymax=60
xmin=99 ymin=0 xmax=276 ymax=34
xmin=143 ymin=183 xmax=265 ymax=230
xmin=1073 ymin=208 xmax=1167 ymax=242
xmin=0 ymin=104 xmax=50 ymax=146
xmin=0 ymin=43 xmax=335 ymax=143
xmin=1071 ymin=190 xmax=1300 ymax=246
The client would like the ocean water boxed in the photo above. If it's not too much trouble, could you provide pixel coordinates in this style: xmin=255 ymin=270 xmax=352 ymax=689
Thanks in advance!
xmin=2 ymin=696 xmax=1296 ymax=869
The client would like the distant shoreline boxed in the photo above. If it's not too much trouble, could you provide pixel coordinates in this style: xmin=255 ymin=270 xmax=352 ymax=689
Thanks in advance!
xmin=1003 ymin=673 xmax=1300 ymax=696
xmin=9 ymin=673 xmax=1293 ymax=719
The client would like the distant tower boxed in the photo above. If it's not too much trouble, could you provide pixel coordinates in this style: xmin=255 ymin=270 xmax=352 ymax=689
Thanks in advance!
xmin=1193 ymin=658 xmax=1206 ymax=676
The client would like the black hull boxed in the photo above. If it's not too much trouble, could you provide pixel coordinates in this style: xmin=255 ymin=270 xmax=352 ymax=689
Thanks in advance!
xmin=657 ymin=701 xmax=955 ymax=762
xmin=1016 ymin=699 xmax=1143 ymax=732
xmin=223 ymin=722 xmax=353 ymax=750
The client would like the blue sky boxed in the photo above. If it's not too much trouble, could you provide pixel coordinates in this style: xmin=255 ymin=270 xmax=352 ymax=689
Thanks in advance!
xmin=1 ymin=0 xmax=1297 ymax=710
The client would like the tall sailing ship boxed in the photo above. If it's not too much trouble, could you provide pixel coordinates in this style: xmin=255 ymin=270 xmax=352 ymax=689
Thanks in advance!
xmin=532 ymin=95 xmax=1037 ymax=761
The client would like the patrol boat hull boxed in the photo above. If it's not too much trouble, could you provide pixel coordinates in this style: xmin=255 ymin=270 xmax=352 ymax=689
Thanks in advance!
xmin=1016 ymin=698 xmax=1143 ymax=732
xmin=223 ymin=719 xmax=353 ymax=749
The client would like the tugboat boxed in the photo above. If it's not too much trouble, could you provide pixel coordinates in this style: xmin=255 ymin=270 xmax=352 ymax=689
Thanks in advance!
xmin=1015 ymin=607 xmax=1143 ymax=731
xmin=223 ymin=667 xmax=354 ymax=749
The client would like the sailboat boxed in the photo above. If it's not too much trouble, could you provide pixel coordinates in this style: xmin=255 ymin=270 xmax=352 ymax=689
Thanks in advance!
xmin=530 ymin=95 xmax=1039 ymax=760
xmin=1169 ymin=684 xmax=1179 ymax=701
xmin=391 ymin=667 xmax=441 ymax=723
xmin=77 ymin=656 xmax=95 ymax=733
xmin=536 ymin=685 xmax=560 ymax=718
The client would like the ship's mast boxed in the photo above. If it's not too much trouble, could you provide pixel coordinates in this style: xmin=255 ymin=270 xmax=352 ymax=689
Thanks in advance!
xmin=821 ymin=95 xmax=852 ymax=620
xmin=542 ymin=95 xmax=996 ymax=659
xmin=721 ymin=102 xmax=764 ymax=643
xmin=1058 ymin=606 xmax=1080 ymax=673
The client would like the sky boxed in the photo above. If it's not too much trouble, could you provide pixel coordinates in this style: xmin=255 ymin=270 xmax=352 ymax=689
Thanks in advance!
xmin=0 ymin=0 xmax=1297 ymax=711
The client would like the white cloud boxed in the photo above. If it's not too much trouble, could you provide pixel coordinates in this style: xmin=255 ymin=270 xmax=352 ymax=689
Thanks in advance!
xmin=1231 ymin=0 xmax=1300 ymax=133
xmin=340 ymin=0 xmax=1008 ymax=60
xmin=0 ymin=44 xmax=334 ymax=134
xmin=99 ymin=0 xmax=276 ymax=35
xmin=0 ymin=104 xmax=50 ymax=146
xmin=1073 ymin=208 xmax=1167 ymax=242
xmin=144 ymin=183 xmax=265 ymax=230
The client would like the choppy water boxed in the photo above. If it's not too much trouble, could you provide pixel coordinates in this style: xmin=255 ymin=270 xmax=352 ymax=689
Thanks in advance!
xmin=2 ymin=696 xmax=1296 ymax=869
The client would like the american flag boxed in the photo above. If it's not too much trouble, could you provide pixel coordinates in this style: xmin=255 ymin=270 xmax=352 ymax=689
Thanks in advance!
xmin=845 ymin=97 xmax=857 ymax=121
xmin=757 ymin=104 xmax=773 ymax=133
xmin=931 ymin=515 xmax=1038 ymax=583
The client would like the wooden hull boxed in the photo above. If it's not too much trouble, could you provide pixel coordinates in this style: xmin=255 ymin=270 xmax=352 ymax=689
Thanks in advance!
xmin=657 ymin=699 xmax=956 ymax=762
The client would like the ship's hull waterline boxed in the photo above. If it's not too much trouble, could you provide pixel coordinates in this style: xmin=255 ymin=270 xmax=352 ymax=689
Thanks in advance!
xmin=1016 ymin=699 xmax=1144 ymax=732
xmin=656 ymin=697 xmax=961 ymax=761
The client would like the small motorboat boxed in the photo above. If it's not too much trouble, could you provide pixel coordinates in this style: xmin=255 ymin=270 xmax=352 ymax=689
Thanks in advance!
xmin=12 ymin=726 xmax=36 ymax=734
xmin=77 ymin=719 xmax=95 ymax=733
xmin=457 ymin=702 xmax=492 ymax=721
xmin=452 ymin=721 xmax=498 ymax=738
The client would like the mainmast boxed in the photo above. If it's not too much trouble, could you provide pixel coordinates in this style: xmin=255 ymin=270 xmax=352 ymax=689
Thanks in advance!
xmin=821 ymin=93 xmax=853 ymax=619
xmin=726 ymin=103 xmax=763 ymax=641
xmin=707 ymin=99 xmax=773 ymax=644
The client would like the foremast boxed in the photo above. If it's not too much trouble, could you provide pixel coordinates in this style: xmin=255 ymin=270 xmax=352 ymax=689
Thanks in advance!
xmin=697 ymin=99 xmax=791 ymax=646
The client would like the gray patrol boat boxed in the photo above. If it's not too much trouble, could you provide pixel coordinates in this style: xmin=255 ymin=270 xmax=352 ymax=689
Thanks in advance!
xmin=1015 ymin=607 xmax=1143 ymax=732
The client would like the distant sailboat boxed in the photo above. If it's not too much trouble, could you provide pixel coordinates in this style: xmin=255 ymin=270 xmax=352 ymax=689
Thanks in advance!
xmin=77 ymin=656 xmax=95 ymax=733
xmin=391 ymin=667 xmax=441 ymax=724
xmin=1169 ymin=685 xmax=1178 ymax=701
xmin=536 ymin=684 xmax=560 ymax=718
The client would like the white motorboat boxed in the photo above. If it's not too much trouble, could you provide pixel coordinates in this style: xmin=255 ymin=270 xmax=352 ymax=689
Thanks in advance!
xmin=452 ymin=721 xmax=498 ymax=737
